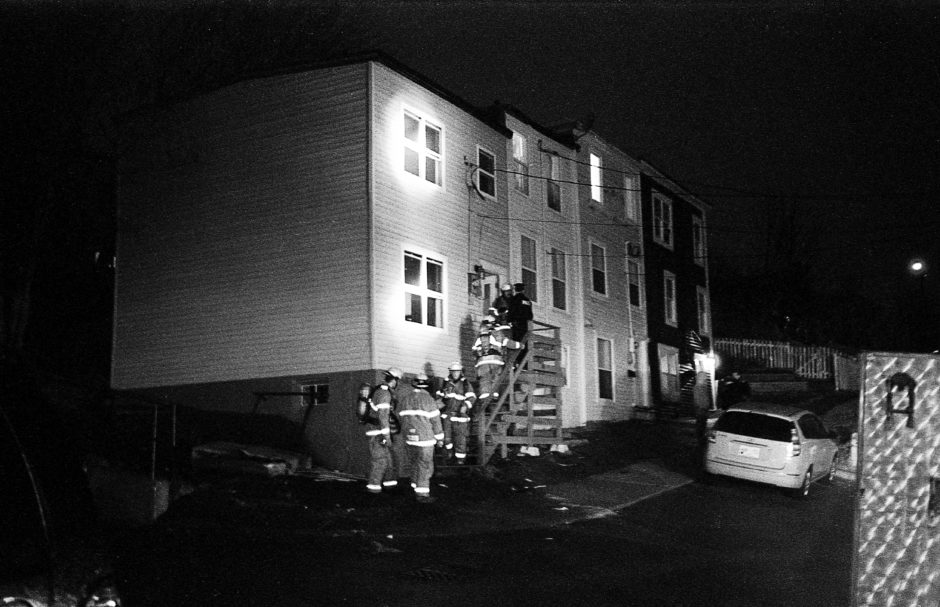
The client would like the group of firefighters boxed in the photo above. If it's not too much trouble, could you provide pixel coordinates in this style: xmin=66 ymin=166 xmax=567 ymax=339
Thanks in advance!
xmin=362 ymin=282 xmax=533 ymax=503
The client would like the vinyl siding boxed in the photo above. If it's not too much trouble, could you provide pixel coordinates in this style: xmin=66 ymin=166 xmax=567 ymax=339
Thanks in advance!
xmin=368 ymin=62 xmax=510 ymax=376
xmin=113 ymin=64 xmax=371 ymax=389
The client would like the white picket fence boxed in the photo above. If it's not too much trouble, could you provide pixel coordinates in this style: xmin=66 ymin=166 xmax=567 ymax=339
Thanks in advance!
xmin=714 ymin=338 xmax=859 ymax=389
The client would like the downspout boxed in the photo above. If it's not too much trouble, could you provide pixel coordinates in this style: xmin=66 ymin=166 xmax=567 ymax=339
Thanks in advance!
xmin=366 ymin=62 xmax=375 ymax=372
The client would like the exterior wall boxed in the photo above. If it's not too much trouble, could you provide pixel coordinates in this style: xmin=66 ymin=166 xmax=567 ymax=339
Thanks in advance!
xmin=640 ymin=170 xmax=711 ymax=405
xmin=575 ymin=133 xmax=649 ymax=420
xmin=502 ymin=112 xmax=586 ymax=427
xmin=113 ymin=64 xmax=372 ymax=389
xmin=368 ymin=62 xmax=510 ymax=380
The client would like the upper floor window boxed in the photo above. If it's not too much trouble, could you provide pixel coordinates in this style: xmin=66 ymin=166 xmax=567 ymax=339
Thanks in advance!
xmin=590 ymin=153 xmax=603 ymax=203
xmin=664 ymin=271 xmax=677 ymax=326
xmin=403 ymin=110 xmax=442 ymax=186
xmin=512 ymin=132 xmax=529 ymax=195
xmin=550 ymin=247 xmax=567 ymax=311
xmin=692 ymin=215 xmax=706 ymax=265
xmin=477 ymin=147 xmax=496 ymax=198
xmin=547 ymin=154 xmax=561 ymax=212
xmin=591 ymin=242 xmax=607 ymax=295
xmin=652 ymin=193 xmax=673 ymax=248
xmin=404 ymin=250 xmax=444 ymax=328
xmin=521 ymin=235 xmax=538 ymax=302
xmin=624 ymin=175 xmax=639 ymax=223
xmin=627 ymin=253 xmax=642 ymax=308
xmin=697 ymin=286 xmax=710 ymax=335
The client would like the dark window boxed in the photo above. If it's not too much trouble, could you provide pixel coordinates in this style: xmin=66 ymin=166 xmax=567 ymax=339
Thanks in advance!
xmin=714 ymin=412 xmax=793 ymax=442
xmin=798 ymin=414 xmax=829 ymax=439
xmin=303 ymin=383 xmax=329 ymax=406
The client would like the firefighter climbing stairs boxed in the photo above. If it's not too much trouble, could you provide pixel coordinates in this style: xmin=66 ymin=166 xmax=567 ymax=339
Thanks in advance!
xmin=434 ymin=320 xmax=566 ymax=471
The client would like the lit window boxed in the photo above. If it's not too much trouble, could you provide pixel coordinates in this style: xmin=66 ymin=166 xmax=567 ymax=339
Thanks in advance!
xmin=521 ymin=235 xmax=538 ymax=302
xmin=664 ymin=271 xmax=677 ymax=326
xmin=547 ymin=154 xmax=561 ymax=212
xmin=404 ymin=250 xmax=444 ymax=327
xmin=697 ymin=286 xmax=710 ymax=335
xmin=653 ymin=193 xmax=673 ymax=248
xmin=477 ymin=147 xmax=496 ymax=198
xmin=591 ymin=242 xmax=607 ymax=295
xmin=624 ymin=175 xmax=639 ymax=222
xmin=692 ymin=215 xmax=706 ymax=265
xmin=597 ymin=338 xmax=613 ymax=399
xmin=550 ymin=248 xmax=566 ymax=310
xmin=512 ymin=132 xmax=528 ymax=194
xmin=590 ymin=153 xmax=603 ymax=203
xmin=403 ymin=110 xmax=442 ymax=186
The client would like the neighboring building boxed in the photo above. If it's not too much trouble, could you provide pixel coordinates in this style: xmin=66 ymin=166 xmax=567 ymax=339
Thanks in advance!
xmin=638 ymin=164 xmax=712 ymax=409
xmin=566 ymin=130 xmax=652 ymax=418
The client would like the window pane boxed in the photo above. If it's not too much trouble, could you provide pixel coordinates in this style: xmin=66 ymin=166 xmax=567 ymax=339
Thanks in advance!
xmin=404 ymin=113 xmax=419 ymax=141
xmin=427 ymin=296 xmax=442 ymax=328
xmin=522 ymin=268 xmax=537 ymax=302
xmin=590 ymin=153 xmax=602 ymax=202
xmin=425 ymin=157 xmax=439 ymax=184
xmin=425 ymin=124 xmax=441 ymax=153
xmin=547 ymin=180 xmax=561 ymax=211
xmin=479 ymin=150 xmax=494 ymax=173
xmin=599 ymin=370 xmax=613 ymax=399
xmin=480 ymin=173 xmax=495 ymax=196
xmin=552 ymin=279 xmax=566 ymax=310
xmin=597 ymin=338 xmax=612 ymax=368
xmin=406 ymin=293 xmax=422 ymax=323
xmin=404 ymin=148 xmax=419 ymax=176
xmin=426 ymin=259 xmax=443 ymax=293
xmin=521 ymin=236 xmax=536 ymax=268
xmin=404 ymin=253 xmax=421 ymax=286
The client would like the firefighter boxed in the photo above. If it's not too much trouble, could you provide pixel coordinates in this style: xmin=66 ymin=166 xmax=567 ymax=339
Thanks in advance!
xmin=436 ymin=361 xmax=477 ymax=464
xmin=399 ymin=373 xmax=445 ymax=503
xmin=492 ymin=283 xmax=514 ymax=328
xmin=472 ymin=318 xmax=518 ymax=402
xmin=509 ymin=282 xmax=534 ymax=366
xmin=364 ymin=367 xmax=402 ymax=494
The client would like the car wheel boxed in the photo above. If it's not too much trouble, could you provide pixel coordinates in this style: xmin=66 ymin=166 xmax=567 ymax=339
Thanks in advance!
xmin=824 ymin=456 xmax=838 ymax=485
xmin=792 ymin=466 xmax=812 ymax=499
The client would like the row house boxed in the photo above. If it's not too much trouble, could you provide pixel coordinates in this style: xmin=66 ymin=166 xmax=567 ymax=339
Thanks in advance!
xmin=111 ymin=53 xmax=705 ymax=477
xmin=638 ymin=165 xmax=712 ymax=408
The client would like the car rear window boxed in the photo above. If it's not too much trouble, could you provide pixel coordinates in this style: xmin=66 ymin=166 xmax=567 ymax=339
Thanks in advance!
xmin=714 ymin=411 xmax=793 ymax=442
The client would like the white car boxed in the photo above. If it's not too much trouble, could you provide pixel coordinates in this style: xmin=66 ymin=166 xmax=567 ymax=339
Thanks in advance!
xmin=704 ymin=402 xmax=840 ymax=497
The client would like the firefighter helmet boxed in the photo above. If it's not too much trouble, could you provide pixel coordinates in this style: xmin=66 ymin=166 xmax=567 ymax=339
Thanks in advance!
xmin=501 ymin=283 xmax=512 ymax=291
xmin=413 ymin=373 xmax=430 ymax=387
xmin=385 ymin=367 xmax=403 ymax=380
xmin=448 ymin=362 xmax=463 ymax=372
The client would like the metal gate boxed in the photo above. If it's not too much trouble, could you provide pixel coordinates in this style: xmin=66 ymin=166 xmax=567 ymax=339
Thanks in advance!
xmin=853 ymin=352 xmax=940 ymax=607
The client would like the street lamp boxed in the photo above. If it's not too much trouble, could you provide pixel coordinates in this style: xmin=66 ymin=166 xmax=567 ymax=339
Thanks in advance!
xmin=908 ymin=257 xmax=929 ymax=351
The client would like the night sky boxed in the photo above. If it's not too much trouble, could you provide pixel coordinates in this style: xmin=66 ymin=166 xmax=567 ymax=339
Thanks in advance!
xmin=3 ymin=1 xmax=939 ymax=381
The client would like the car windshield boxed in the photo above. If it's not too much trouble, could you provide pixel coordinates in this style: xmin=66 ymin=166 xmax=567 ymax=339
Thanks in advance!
xmin=714 ymin=411 xmax=793 ymax=442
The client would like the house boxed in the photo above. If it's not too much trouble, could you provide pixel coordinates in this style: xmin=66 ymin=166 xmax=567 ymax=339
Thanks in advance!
xmin=637 ymin=165 xmax=712 ymax=410
xmin=112 ymin=53 xmax=705 ymax=477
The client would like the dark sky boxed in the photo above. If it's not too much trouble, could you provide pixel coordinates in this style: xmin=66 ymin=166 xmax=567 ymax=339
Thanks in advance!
xmin=354 ymin=1 xmax=940 ymax=301
xmin=3 ymin=1 xmax=939 ymax=375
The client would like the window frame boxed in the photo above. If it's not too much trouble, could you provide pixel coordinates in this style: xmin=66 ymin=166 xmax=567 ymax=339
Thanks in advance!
xmin=520 ymin=234 xmax=538 ymax=302
xmin=550 ymin=247 xmax=567 ymax=311
xmin=512 ymin=132 xmax=529 ymax=195
xmin=403 ymin=108 xmax=443 ymax=186
xmin=658 ymin=343 xmax=680 ymax=401
xmin=590 ymin=241 xmax=607 ymax=296
xmin=696 ymin=285 xmax=710 ymax=336
xmin=299 ymin=381 xmax=330 ymax=407
xmin=627 ymin=243 xmax=643 ymax=308
xmin=590 ymin=153 xmax=603 ymax=203
xmin=476 ymin=145 xmax=496 ymax=198
xmin=624 ymin=174 xmax=640 ymax=223
xmin=663 ymin=271 xmax=677 ymax=327
xmin=597 ymin=337 xmax=614 ymax=400
xmin=546 ymin=153 xmax=562 ymax=212
xmin=404 ymin=249 xmax=446 ymax=329
xmin=652 ymin=192 xmax=674 ymax=249
xmin=692 ymin=214 xmax=706 ymax=266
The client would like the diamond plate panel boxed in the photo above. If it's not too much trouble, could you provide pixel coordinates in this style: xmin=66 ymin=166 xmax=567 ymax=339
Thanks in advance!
xmin=854 ymin=353 xmax=940 ymax=607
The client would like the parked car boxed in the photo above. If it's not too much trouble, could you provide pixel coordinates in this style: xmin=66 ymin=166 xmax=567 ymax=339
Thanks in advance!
xmin=704 ymin=402 xmax=840 ymax=498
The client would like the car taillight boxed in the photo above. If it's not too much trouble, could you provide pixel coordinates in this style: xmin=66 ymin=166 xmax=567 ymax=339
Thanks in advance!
xmin=790 ymin=427 xmax=801 ymax=456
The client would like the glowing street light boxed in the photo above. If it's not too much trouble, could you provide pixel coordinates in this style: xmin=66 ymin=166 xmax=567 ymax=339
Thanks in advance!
xmin=909 ymin=258 xmax=927 ymax=277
